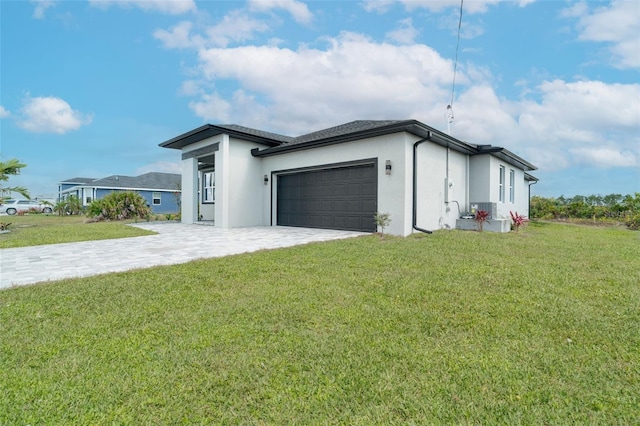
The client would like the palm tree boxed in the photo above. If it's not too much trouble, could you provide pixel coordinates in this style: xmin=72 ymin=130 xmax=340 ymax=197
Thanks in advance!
xmin=0 ymin=159 xmax=30 ymax=202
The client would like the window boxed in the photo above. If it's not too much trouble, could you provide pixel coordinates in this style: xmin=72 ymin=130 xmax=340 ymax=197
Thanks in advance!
xmin=152 ymin=192 xmax=161 ymax=205
xmin=499 ymin=165 xmax=505 ymax=202
xmin=509 ymin=169 xmax=515 ymax=203
xmin=203 ymin=171 xmax=215 ymax=203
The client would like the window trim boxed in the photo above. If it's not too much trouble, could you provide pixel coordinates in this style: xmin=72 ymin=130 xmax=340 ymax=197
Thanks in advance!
xmin=152 ymin=192 xmax=161 ymax=205
xmin=509 ymin=169 xmax=515 ymax=203
xmin=202 ymin=170 xmax=215 ymax=204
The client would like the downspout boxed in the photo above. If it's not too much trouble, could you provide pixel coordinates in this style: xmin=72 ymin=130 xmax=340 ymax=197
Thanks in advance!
xmin=528 ymin=179 xmax=538 ymax=218
xmin=465 ymin=155 xmax=469 ymax=212
xmin=413 ymin=132 xmax=433 ymax=234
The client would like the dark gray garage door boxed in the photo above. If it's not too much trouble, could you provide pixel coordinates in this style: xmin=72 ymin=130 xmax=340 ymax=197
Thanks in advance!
xmin=277 ymin=163 xmax=377 ymax=232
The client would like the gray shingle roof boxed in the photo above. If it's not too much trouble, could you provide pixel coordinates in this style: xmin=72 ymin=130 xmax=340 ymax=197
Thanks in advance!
xmin=60 ymin=177 xmax=97 ymax=185
xmin=217 ymin=124 xmax=294 ymax=144
xmin=87 ymin=173 xmax=180 ymax=190
xmin=160 ymin=119 xmax=537 ymax=172
xmin=290 ymin=120 xmax=407 ymax=145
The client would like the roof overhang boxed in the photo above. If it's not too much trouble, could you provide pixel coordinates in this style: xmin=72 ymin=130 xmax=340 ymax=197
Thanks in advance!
xmin=475 ymin=145 xmax=537 ymax=171
xmin=252 ymin=120 xmax=478 ymax=157
xmin=525 ymin=172 xmax=539 ymax=181
xmin=159 ymin=124 xmax=281 ymax=150
xmin=161 ymin=120 xmax=537 ymax=173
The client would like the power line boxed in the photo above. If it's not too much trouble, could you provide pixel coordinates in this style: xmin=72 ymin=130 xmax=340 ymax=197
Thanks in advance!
xmin=449 ymin=0 xmax=464 ymax=109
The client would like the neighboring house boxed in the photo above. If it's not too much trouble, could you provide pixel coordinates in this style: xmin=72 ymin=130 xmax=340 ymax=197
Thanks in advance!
xmin=160 ymin=120 xmax=538 ymax=235
xmin=58 ymin=172 xmax=181 ymax=214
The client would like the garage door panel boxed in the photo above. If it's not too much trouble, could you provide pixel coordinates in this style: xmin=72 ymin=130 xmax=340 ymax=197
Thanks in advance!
xmin=333 ymin=183 xmax=347 ymax=196
xmin=347 ymin=200 xmax=362 ymax=212
xmin=277 ymin=163 xmax=377 ymax=232
xmin=362 ymin=199 xmax=377 ymax=212
xmin=347 ymin=183 xmax=363 ymax=196
xmin=332 ymin=200 xmax=345 ymax=211
xmin=332 ymin=215 xmax=347 ymax=228
xmin=320 ymin=184 xmax=333 ymax=197
xmin=346 ymin=216 xmax=363 ymax=229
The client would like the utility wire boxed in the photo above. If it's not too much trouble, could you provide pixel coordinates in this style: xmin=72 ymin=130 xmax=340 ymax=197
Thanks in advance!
xmin=449 ymin=0 xmax=464 ymax=109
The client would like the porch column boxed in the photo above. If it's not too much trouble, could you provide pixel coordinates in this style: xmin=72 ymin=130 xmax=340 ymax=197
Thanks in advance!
xmin=215 ymin=133 xmax=230 ymax=229
xmin=181 ymin=156 xmax=198 ymax=224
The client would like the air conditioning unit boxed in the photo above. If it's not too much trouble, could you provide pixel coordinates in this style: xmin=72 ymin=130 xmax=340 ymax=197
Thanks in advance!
xmin=470 ymin=202 xmax=497 ymax=219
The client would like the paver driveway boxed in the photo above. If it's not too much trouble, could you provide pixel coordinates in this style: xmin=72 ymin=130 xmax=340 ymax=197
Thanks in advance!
xmin=0 ymin=223 xmax=366 ymax=290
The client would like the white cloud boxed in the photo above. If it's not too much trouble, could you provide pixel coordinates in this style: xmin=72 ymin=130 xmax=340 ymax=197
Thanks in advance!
xmin=179 ymin=80 xmax=203 ymax=96
xmin=89 ymin=0 xmax=196 ymax=15
xmin=559 ymin=1 xmax=588 ymax=18
xmin=154 ymin=21 xmax=200 ymax=49
xmin=361 ymin=0 xmax=396 ymax=14
xmin=0 ymin=105 xmax=10 ymax=118
xmin=189 ymin=92 xmax=232 ymax=122
xmin=386 ymin=18 xmax=419 ymax=44
xmin=364 ymin=0 xmax=535 ymax=14
xmin=31 ymin=0 xmax=55 ymax=19
xmin=205 ymin=10 xmax=270 ymax=47
xmin=449 ymin=79 xmax=640 ymax=170
xmin=17 ymin=96 xmax=92 ymax=134
xmin=136 ymin=161 xmax=181 ymax=175
xmin=566 ymin=0 xmax=640 ymax=69
xmin=570 ymin=147 xmax=638 ymax=168
xmin=165 ymin=23 xmax=637 ymax=172
xmin=248 ymin=0 xmax=313 ymax=24
xmin=191 ymin=32 xmax=455 ymax=132
xmin=154 ymin=11 xmax=269 ymax=49
xmin=363 ymin=0 xmax=501 ymax=14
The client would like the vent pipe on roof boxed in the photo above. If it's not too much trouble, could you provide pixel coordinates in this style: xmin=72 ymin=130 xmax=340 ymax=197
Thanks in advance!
xmin=413 ymin=132 xmax=434 ymax=234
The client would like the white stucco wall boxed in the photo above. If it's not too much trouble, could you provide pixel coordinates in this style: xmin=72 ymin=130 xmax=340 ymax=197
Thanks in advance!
xmin=469 ymin=155 xmax=491 ymax=203
xmin=226 ymin=138 xmax=266 ymax=228
xmin=181 ymin=136 xmax=223 ymax=224
xmin=260 ymin=133 xmax=413 ymax=236
xmin=507 ymin=167 xmax=530 ymax=219
xmin=470 ymin=154 xmax=530 ymax=219
xmin=414 ymin=143 xmax=468 ymax=231
xmin=176 ymin=130 xmax=532 ymax=235
xmin=181 ymin=157 xmax=198 ymax=224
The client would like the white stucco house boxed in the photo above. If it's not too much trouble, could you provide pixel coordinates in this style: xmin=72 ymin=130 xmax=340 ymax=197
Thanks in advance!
xmin=160 ymin=120 xmax=537 ymax=236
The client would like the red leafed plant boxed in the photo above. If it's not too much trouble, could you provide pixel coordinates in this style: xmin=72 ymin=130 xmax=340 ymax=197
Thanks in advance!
xmin=475 ymin=209 xmax=490 ymax=232
xmin=510 ymin=211 xmax=529 ymax=232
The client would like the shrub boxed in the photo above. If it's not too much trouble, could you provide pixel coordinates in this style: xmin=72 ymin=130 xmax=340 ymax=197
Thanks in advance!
xmin=475 ymin=209 xmax=490 ymax=232
xmin=87 ymin=191 xmax=151 ymax=221
xmin=55 ymin=195 xmax=84 ymax=216
xmin=373 ymin=212 xmax=391 ymax=237
xmin=625 ymin=213 xmax=640 ymax=230
xmin=510 ymin=211 xmax=529 ymax=232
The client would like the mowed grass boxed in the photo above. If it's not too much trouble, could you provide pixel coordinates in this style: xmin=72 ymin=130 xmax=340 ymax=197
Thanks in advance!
xmin=0 ymin=215 xmax=155 ymax=248
xmin=1 ymin=222 xmax=638 ymax=424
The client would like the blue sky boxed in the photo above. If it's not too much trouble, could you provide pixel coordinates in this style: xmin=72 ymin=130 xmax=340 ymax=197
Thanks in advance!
xmin=1 ymin=0 xmax=638 ymax=199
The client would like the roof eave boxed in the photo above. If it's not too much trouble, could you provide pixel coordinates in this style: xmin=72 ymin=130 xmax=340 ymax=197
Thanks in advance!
xmin=476 ymin=147 xmax=537 ymax=171
xmin=252 ymin=120 xmax=477 ymax=157
xmin=160 ymin=124 xmax=281 ymax=150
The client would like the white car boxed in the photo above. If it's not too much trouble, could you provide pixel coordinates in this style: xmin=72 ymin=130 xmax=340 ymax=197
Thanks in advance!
xmin=0 ymin=199 xmax=54 ymax=215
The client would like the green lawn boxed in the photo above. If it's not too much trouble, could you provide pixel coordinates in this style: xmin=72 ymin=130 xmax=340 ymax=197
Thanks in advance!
xmin=0 ymin=215 xmax=156 ymax=248
xmin=1 ymin=222 xmax=638 ymax=424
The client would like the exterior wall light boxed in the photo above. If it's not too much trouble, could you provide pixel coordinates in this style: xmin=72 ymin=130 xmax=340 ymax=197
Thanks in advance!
xmin=264 ymin=174 xmax=269 ymax=185
xmin=385 ymin=160 xmax=392 ymax=175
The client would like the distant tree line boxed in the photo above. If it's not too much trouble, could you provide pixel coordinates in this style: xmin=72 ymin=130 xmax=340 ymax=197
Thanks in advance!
xmin=530 ymin=193 xmax=640 ymax=230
